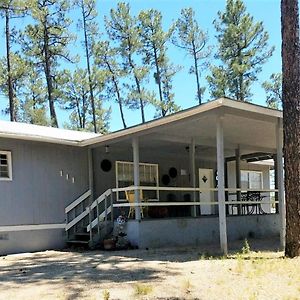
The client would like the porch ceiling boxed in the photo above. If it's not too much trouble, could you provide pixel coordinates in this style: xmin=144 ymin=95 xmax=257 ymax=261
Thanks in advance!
xmin=90 ymin=98 xmax=281 ymax=158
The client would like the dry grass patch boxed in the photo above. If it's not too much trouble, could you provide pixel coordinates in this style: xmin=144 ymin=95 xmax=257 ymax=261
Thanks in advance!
xmin=133 ymin=283 xmax=153 ymax=297
xmin=0 ymin=241 xmax=300 ymax=300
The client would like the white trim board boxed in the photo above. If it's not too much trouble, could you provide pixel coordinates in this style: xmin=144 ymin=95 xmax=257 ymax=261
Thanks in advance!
xmin=0 ymin=223 xmax=65 ymax=232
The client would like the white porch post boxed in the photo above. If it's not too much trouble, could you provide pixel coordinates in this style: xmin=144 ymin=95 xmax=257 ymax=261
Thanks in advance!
xmin=189 ymin=138 xmax=197 ymax=217
xmin=276 ymin=118 xmax=285 ymax=250
xmin=216 ymin=116 xmax=228 ymax=255
xmin=132 ymin=136 xmax=141 ymax=221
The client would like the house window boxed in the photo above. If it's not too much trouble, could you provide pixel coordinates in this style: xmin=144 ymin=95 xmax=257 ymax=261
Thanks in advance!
xmin=241 ymin=170 xmax=262 ymax=190
xmin=116 ymin=161 xmax=159 ymax=201
xmin=0 ymin=151 xmax=12 ymax=181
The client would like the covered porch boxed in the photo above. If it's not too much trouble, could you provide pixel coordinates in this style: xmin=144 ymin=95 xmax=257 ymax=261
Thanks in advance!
xmin=67 ymin=99 xmax=285 ymax=254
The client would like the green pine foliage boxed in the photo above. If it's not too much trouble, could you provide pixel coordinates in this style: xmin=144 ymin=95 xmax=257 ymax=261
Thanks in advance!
xmin=173 ymin=7 xmax=211 ymax=105
xmin=262 ymin=73 xmax=282 ymax=109
xmin=207 ymin=0 xmax=274 ymax=102
xmin=0 ymin=0 xmax=277 ymax=131
xmin=138 ymin=8 xmax=180 ymax=117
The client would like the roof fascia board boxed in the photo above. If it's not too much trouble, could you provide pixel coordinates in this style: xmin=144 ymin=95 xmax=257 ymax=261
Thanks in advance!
xmin=222 ymin=98 xmax=282 ymax=119
xmin=83 ymin=100 xmax=224 ymax=147
xmin=0 ymin=133 xmax=81 ymax=146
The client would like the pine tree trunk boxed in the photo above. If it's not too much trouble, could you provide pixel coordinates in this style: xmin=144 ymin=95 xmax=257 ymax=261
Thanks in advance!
xmin=153 ymin=45 xmax=164 ymax=115
xmin=81 ymin=1 xmax=97 ymax=133
xmin=5 ymin=8 xmax=15 ymax=121
xmin=192 ymin=41 xmax=201 ymax=105
xmin=281 ymin=0 xmax=300 ymax=257
xmin=106 ymin=61 xmax=127 ymax=128
xmin=127 ymin=43 xmax=145 ymax=123
xmin=43 ymin=24 xmax=58 ymax=127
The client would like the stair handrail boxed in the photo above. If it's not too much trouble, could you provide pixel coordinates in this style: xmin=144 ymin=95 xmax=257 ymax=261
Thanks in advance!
xmin=65 ymin=189 xmax=91 ymax=213
xmin=86 ymin=189 xmax=113 ymax=233
xmin=89 ymin=189 xmax=112 ymax=210
xmin=65 ymin=189 xmax=91 ymax=232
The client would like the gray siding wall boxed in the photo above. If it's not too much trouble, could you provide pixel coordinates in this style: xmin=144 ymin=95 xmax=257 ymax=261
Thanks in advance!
xmin=92 ymin=146 xmax=216 ymax=200
xmin=0 ymin=138 xmax=89 ymax=226
xmin=0 ymin=229 xmax=65 ymax=255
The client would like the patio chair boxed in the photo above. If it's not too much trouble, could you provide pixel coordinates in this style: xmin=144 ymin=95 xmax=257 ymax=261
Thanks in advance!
xmin=125 ymin=190 xmax=145 ymax=219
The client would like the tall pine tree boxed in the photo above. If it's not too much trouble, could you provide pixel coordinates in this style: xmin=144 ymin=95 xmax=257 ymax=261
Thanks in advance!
xmin=138 ymin=9 xmax=179 ymax=117
xmin=173 ymin=7 xmax=211 ymax=105
xmin=94 ymin=40 xmax=127 ymax=128
xmin=207 ymin=0 xmax=274 ymax=101
xmin=0 ymin=0 xmax=27 ymax=121
xmin=76 ymin=0 xmax=99 ymax=132
xmin=281 ymin=0 xmax=300 ymax=257
xmin=106 ymin=2 xmax=150 ymax=123
xmin=22 ymin=0 xmax=74 ymax=127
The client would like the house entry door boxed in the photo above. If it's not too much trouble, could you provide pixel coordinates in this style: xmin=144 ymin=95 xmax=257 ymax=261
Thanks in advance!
xmin=198 ymin=168 xmax=214 ymax=215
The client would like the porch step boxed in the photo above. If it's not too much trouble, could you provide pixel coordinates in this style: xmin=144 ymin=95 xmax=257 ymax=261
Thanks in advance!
xmin=66 ymin=239 xmax=90 ymax=249
xmin=67 ymin=239 xmax=89 ymax=244
xmin=74 ymin=232 xmax=90 ymax=241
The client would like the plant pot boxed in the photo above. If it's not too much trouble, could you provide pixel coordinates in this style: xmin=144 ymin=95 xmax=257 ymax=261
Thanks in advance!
xmin=103 ymin=238 xmax=116 ymax=250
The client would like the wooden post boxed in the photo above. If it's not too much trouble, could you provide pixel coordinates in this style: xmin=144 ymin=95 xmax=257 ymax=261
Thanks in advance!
xmin=96 ymin=199 xmax=100 ymax=235
xmin=235 ymin=147 xmax=241 ymax=215
xmin=190 ymin=138 xmax=197 ymax=217
xmin=88 ymin=206 xmax=92 ymax=243
xmin=276 ymin=118 xmax=285 ymax=250
xmin=132 ymin=137 xmax=141 ymax=220
xmin=110 ymin=190 xmax=114 ymax=223
xmin=105 ymin=195 xmax=108 ymax=234
xmin=216 ymin=116 xmax=228 ymax=255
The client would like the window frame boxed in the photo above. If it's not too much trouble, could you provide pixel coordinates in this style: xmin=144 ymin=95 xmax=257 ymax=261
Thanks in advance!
xmin=0 ymin=151 xmax=12 ymax=181
xmin=115 ymin=160 xmax=159 ymax=201
xmin=241 ymin=170 xmax=263 ymax=190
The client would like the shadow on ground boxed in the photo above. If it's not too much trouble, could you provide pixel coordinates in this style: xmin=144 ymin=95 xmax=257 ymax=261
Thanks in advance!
xmin=0 ymin=237 xmax=281 ymax=299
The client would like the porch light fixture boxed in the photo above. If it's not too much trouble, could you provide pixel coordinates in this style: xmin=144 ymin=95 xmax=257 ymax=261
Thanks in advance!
xmin=105 ymin=145 xmax=110 ymax=153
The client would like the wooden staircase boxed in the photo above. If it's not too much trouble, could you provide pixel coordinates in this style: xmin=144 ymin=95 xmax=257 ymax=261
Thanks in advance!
xmin=65 ymin=189 xmax=114 ymax=249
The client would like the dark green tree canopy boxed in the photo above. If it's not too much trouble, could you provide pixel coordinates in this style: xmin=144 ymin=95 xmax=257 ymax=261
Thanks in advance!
xmin=207 ymin=0 xmax=274 ymax=102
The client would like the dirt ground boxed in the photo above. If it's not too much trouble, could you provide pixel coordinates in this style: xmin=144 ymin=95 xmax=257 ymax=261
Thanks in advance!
xmin=0 ymin=238 xmax=299 ymax=300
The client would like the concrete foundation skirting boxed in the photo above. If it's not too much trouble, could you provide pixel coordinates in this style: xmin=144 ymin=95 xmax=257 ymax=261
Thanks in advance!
xmin=125 ymin=214 xmax=280 ymax=249
xmin=0 ymin=228 xmax=66 ymax=256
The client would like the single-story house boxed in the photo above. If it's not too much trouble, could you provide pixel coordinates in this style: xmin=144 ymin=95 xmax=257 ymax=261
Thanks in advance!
xmin=0 ymin=98 xmax=285 ymax=255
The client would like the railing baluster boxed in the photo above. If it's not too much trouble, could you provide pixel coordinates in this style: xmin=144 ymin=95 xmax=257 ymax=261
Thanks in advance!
xmin=110 ymin=190 xmax=114 ymax=223
xmin=96 ymin=199 xmax=100 ymax=235
xmin=105 ymin=194 xmax=108 ymax=234
xmin=66 ymin=212 xmax=69 ymax=240
xmin=88 ymin=205 xmax=93 ymax=244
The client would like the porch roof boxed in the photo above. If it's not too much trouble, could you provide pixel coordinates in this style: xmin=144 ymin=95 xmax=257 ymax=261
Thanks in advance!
xmin=85 ymin=98 xmax=282 ymax=155
xmin=0 ymin=98 xmax=282 ymax=150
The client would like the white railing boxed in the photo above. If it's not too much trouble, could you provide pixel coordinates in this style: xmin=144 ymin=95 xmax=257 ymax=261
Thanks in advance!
xmin=65 ymin=185 xmax=280 ymax=246
xmin=65 ymin=190 xmax=91 ymax=233
xmin=86 ymin=189 xmax=113 ymax=236
xmin=110 ymin=186 xmax=279 ymax=216
xmin=65 ymin=188 xmax=114 ymax=245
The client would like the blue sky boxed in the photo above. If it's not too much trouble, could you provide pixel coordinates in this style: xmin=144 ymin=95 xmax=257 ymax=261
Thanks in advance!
xmin=0 ymin=0 xmax=281 ymax=131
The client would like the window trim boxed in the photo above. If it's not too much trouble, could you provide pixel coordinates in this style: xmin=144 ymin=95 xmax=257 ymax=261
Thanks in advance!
xmin=0 ymin=151 xmax=12 ymax=181
xmin=241 ymin=170 xmax=263 ymax=190
xmin=115 ymin=160 xmax=159 ymax=201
